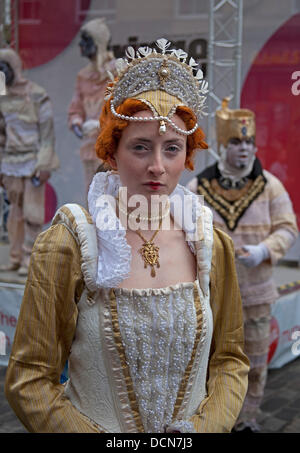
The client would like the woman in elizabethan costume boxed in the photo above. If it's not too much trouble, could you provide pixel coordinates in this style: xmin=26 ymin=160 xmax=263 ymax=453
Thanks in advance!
xmin=5 ymin=40 xmax=249 ymax=433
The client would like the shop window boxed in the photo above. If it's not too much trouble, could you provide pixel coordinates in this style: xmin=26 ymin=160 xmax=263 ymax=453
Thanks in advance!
xmin=19 ymin=0 xmax=41 ymax=24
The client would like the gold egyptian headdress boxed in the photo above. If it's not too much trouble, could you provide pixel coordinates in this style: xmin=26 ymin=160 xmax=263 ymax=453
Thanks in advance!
xmin=104 ymin=38 xmax=209 ymax=135
xmin=215 ymin=97 xmax=256 ymax=152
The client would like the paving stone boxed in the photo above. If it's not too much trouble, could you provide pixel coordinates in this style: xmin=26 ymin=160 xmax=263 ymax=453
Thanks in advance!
xmin=256 ymin=410 xmax=271 ymax=423
xmin=261 ymin=397 xmax=290 ymax=413
xmin=0 ymin=399 xmax=10 ymax=411
xmin=0 ymin=422 xmax=27 ymax=433
xmin=288 ymin=379 xmax=300 ymax=391
xmin=0 ymin=397 xmax=11 ymax=409
xmin=262 ymin=388 xmax=275 ymax=399
xmin=275 ymin=408 xmax=300 ymax=421
xmin=259 ymin=416 xmax=288 ymax=432
xmin=281 ymin=371 xmax=300 ymax=386
xmin=282 ymin=418 xmax=300 ymax=433
xmin=264 ymin=377 xmax=291 ymax=390
xmin=274 ymin=388 xmax=299 ymax=401
xmin=0 ymin=411 xmax=21 ymax=425
xmin=288 ymin=398 xmax=300 ymax=409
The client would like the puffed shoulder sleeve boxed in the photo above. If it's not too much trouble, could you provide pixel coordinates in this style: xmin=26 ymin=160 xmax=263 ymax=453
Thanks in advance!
xmin=5 ymin=224 xmax=100 ymax=432
xmin=190 ymin=228 xmax=250 ymax=433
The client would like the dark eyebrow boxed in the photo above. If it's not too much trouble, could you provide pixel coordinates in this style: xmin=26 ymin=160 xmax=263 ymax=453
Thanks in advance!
xmin=129 ymin=138 xmax=152 ymax=144
xmin=128 ymin=137 xmax=185 ymax=145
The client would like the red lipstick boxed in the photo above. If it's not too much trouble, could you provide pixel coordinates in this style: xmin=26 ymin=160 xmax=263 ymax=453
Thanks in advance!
xmin=144 ymin=181 xmax=164 ymax=190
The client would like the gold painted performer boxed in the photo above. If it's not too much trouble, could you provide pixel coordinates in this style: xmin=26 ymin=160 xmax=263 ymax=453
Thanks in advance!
xmin=6 ymin=41 xmax=249 ymax=433
xmin=187 ymin=98 xmax=298 ymax=432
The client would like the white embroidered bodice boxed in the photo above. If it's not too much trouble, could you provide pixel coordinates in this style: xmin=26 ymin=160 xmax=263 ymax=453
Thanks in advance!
xmin=115 ymin=282 xmax=197 ymax=433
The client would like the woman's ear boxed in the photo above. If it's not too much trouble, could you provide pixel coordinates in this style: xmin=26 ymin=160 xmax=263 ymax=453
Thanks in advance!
xmin=107 ymin=155 xmax=117 ymax=170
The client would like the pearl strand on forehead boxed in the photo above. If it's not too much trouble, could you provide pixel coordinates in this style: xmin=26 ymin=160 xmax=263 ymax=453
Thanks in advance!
xmin=110 ymin=100 xmax=198 ymax=136
xmin=117 ymin=198 xmax=170 ymax=223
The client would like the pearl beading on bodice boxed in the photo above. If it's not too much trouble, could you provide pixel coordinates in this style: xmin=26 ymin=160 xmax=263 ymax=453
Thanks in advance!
xmin=115 ymin=282 xmax=197 ymax=433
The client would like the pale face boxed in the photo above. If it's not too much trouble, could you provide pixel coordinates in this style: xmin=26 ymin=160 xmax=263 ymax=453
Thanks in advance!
xmin=226 ymin=137 xmax=257 ymax=169
xmin=109 ymin=111 xmax=187 ymax=201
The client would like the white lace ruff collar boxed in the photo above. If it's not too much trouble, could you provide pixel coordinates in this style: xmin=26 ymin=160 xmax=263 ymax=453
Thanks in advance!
xmin=88 ymin=171 xmax=208 ymax=289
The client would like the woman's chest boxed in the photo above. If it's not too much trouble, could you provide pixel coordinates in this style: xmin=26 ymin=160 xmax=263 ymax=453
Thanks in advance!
xmin=119 ymin=230 xmax=197 ymax=289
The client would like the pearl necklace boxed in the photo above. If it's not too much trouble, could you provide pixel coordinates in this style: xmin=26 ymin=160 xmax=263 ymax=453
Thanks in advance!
xmin=116 ymin=198 xmax=170 ymax=223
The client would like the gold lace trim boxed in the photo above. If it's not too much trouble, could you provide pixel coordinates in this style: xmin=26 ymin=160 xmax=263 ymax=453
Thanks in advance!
xmin=198 ymin=175 xmax=266 ymax=230
xmin=109 ymin=289 xmax=144 ymax=432
xmin=110 ymin=284 xmax=203 ymax=430
xmin=172 ymin=282 xmax=203 ymax=420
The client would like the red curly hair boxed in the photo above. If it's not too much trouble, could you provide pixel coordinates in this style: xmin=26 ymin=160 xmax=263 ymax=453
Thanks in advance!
xmin=95 ymin=98 xmax=207 ymax=171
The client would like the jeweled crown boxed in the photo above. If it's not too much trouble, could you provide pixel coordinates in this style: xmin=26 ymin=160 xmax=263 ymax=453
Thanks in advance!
xmin=105 ymin=38 xmax=209 ymax=135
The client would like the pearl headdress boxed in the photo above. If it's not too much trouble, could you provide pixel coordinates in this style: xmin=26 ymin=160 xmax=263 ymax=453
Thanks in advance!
xmin=105 ymin=38 xmax=209 ymax=135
